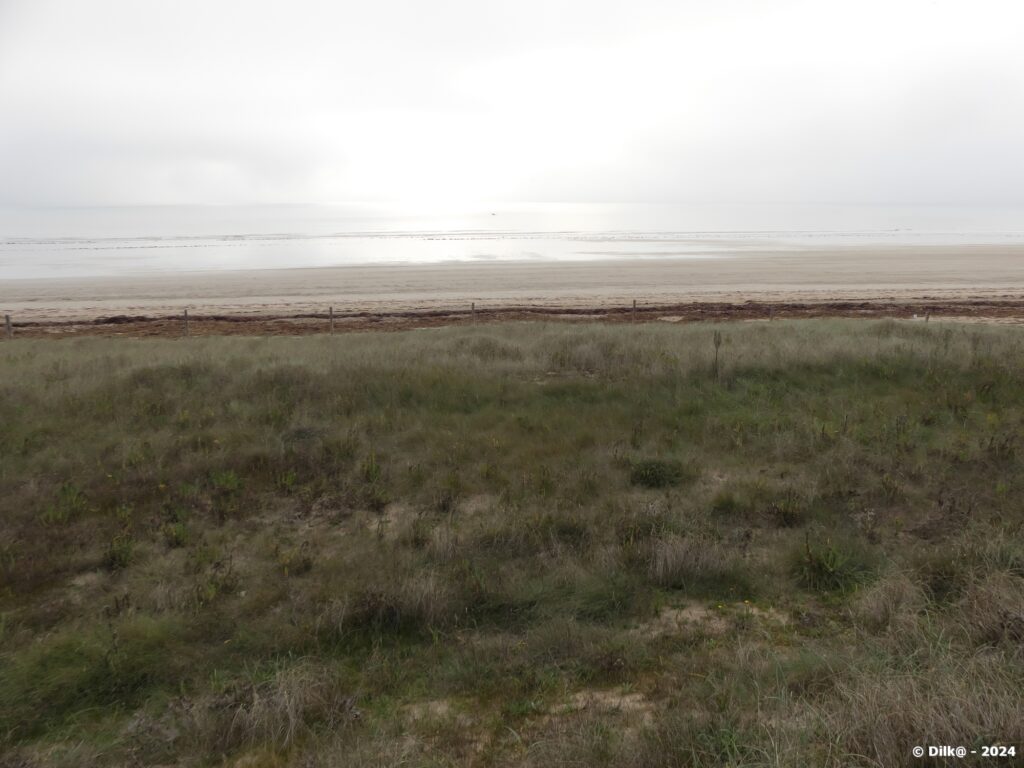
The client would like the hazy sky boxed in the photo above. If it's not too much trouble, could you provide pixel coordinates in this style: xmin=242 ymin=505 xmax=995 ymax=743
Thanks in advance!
xmin=1 ymin=0 xmax=1023 ymax=206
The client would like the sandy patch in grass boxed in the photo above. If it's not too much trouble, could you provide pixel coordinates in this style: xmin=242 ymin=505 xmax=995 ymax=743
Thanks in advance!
xmin=403 ymin=698 xmax=475 ymax=725
xmin=364 ymin=502 xmax=415 ymax=538
xmin=640 ymin=604 xmax=730 ymax=637
xmin=460 ymin=494 xmax=496 ymax=516
xmin=636 ymin=601 xmax=789 ymax=639
xmin=550 ymin=687 xmax=656 ymax=729
xmin=405 ymin=699 xmax=453 ymax=721
xmin=70 ymin=570 xmax=104 ymax=589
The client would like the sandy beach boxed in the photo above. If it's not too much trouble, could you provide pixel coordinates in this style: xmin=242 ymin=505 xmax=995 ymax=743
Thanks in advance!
xmin=4 ymin=244 xmax=1024 ymax=323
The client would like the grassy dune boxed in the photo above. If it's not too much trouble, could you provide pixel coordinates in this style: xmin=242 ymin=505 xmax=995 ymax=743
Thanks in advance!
xmin=1 ymin=320 xmax=1023 ymax=766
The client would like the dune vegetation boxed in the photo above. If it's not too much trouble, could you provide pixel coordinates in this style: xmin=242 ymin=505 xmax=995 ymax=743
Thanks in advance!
xmin=1 ymin=320 xmax=1023 ymax=767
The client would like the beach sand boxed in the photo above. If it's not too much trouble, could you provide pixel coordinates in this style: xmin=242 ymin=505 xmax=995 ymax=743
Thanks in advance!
xmin=4 ymin=244 xmax=1024 ymax=322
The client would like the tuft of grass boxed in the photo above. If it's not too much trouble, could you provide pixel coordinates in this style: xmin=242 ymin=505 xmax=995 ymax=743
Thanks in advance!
xmin=648 ymin=534 xmax=752 ymax=596
xmin=276 ymin=543 xmax=314 ymax=577
xmin=102 ymin=532 xmax=134 ymax=571
xmin=161 ymin=521 xmax=189 ymax=548
xmin=629 ymin=459 xmax=694 ymax=489
xmin=42 ymin=483 xmax=89 ymax=525
xmin=793 ymin=534 xmax=875 ymax=594
xmin=186 ymin=661 xmax=359 ymax=752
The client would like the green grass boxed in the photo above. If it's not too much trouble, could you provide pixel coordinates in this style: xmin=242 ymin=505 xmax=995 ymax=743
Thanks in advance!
xmin=1 ymin=319 xmax=1023 ymax=765
xmin=629 ymin=459 xmax=695 ymax=489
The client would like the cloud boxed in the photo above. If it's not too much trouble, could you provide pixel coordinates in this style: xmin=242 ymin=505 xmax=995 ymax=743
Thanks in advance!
xmin=1 ymin=0 xmax=1022 ymax=205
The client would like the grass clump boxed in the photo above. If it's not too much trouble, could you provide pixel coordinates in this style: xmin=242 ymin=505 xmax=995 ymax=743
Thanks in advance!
xmin=188 ymin=662 xmax=359 ymax=752
xmin=629 ymin=458 xmax=693 ymax=488
xmin=793 ymin=534 xmax=875 ymax=594
xmin=42 ymin=483 xmax=89 ymax=525
xmin=161 ymin=521 xmax=189 ymax=548
xmin=102 ymin=532 xmax=134 ymax=571
xmin=648 ymin=534 xmax=752 ymax=597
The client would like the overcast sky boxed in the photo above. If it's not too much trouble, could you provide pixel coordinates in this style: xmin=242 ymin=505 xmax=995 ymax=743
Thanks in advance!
xmin=1 ymin=0 xmax=1023 ymax=206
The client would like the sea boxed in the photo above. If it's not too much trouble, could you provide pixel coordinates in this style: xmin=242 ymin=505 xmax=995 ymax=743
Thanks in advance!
xmin=2 ymin=203 xmax=1023 ymax=280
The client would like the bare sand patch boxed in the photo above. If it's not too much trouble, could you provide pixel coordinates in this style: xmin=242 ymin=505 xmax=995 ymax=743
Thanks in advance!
xmin=460 ymin=494 xmax=496 ymax=516
xmin=405 ymin=699 xmax=457 ymax=722
xmin=637 ymin=601 xmax=789 ymax=639
xmin=543 ymin=686 xmax=656 ymax=732
xmin=639 ymin=604 xmax=731 ymax=637
xmin=364 ymin=502 xmax=415 ymax=539
xmin=70 ymin=570 xmax=103 ymax=589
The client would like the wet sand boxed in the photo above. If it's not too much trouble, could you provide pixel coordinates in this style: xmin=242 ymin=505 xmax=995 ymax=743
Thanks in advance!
xmin=4 ymin=244 xmax=1024 ymax=323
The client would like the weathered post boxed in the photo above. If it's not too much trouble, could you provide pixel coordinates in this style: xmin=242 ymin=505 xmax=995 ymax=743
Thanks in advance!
xmin=183 ymin=309 xmax=190 ymax=338
xmin=925 ymin=312 xmax=931 ymax=323
xmin=713 ymin=330 xmax=723 ymax=382
xmin=632 ymin=299 xmax=637 ymax=322
xmin=329 ymin=306 xmax=335 ymax=334
xmin=4 ymin=314 xmax=11 ymax=340
xmin=471 ymin=302 xmax=476 ymax=322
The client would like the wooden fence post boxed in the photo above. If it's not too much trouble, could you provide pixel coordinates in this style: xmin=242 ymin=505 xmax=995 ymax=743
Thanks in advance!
xmin=183 ymin=309 xmax=190 ymax=337
xmin=632 ymin=299 xmax=637 ymax=322
xmin=329 ymin=306 xmax=335 ymax=334
xmin=471 ymin=302 xmax=476 ymax=322
xmin=4 ymin=314 xmax=11 ymax=339
xmin=713 ymin=330 xmax=723 ymax=382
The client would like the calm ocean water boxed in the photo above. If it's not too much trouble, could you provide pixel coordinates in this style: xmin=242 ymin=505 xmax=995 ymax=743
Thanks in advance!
xmin=2 ymin=203 xmax=1023 ymax=279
